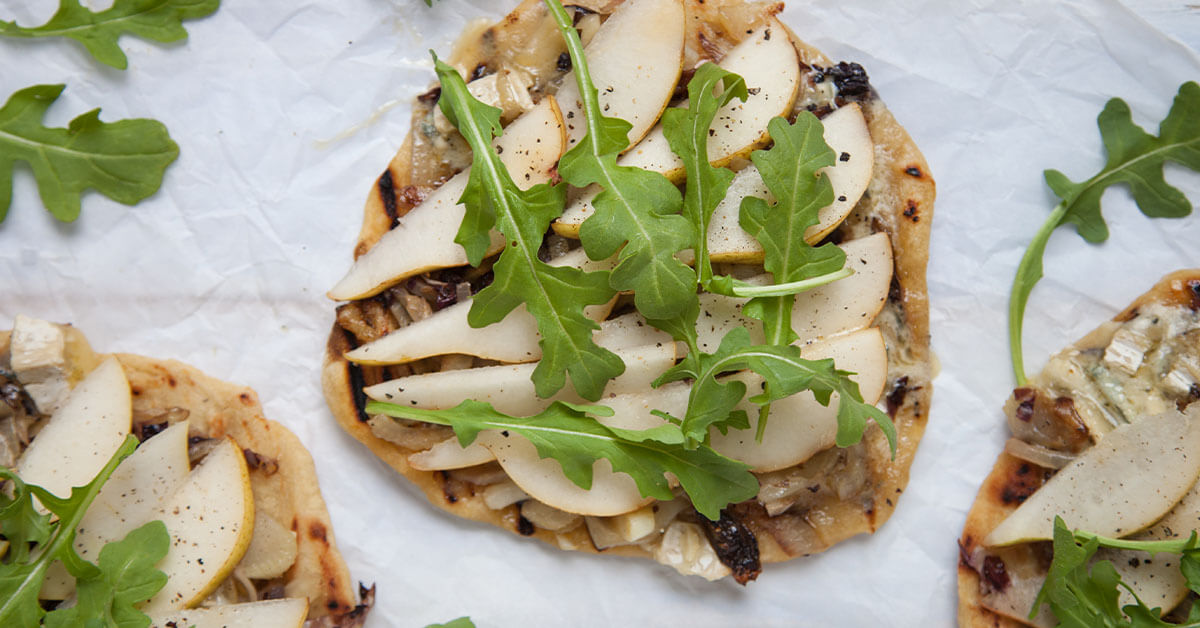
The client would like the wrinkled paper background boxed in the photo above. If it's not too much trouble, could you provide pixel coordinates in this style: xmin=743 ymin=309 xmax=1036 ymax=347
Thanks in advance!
xmin=1 ymin=0 xmax=1199 ymax=625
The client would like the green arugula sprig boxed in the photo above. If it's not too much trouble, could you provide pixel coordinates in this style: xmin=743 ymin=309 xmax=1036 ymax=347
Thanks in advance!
xmin=0 ymin=0 xmax=220 ymax=69
xmin=433 ymin=54 xmax=624 ymax=402
xmin=1034 ymin=517 xmax=1200 ymax=628
xmin=367 ymin=400 xmax=758 ymax=520
xmin=1009 ymin=81 xmax=1200 ymax=386
xmin=0 ymin=84 xmax=179 ymax=223
xmin=0 ymin=435 xmax=170 ymax=627
xmin=662 ymin=63 xmax=748 ymax=290
xmin=647 ymin=62 xmax=894 ymax=451
xmin=426 ymin=619 xmax=475 ymax=628
xmin=545 ymin=0 xmax=696 ymax=321
xmin=732 ymin=113 xmax=849 ymax=343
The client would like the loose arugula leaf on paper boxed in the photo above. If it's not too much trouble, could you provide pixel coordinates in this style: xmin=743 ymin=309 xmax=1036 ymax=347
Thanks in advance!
xmin=0 ymin=0 xmax=220 ymax=70
xmin=0 ymin=84 xmax=178 ymax=223
xmin=1008 ymin=81 xmax=1200 ymax=385
xmin=367 ymin=400 xmax=757 ymax=521
xmin=432 ymin=55 xmax=623 ymax=402
xmin=0 ymin=435 xmax=169 ymax=627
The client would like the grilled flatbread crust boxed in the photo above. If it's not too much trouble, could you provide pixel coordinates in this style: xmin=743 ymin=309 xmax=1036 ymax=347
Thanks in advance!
xmin=958 ymin=270 xmax=1200 ymax=626
xmin=324 ymin=0 xmax=934 ymax=571
xmin=1 ymin=328 xmax=361 ymax=622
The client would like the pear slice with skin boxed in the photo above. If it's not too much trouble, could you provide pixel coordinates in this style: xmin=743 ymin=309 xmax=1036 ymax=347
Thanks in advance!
xmin=40 ymin=421 xmax=193 ymax=600
xmin=141 ymin=437 xmax=255 ymax=614
xmin=554 ymin=0 xmax=684 ymax=149
xmin=984 ymin=408 xmax=1200 ymax=547
xmin=553 ymin=19 xmax=801 ymax=237
xmin=344 ymin=248 xmax=615 ymax=366
xmin=16 ymin=357 xmax=131 ymax=501
xmin=329 ymin=97 xmax=567 ymax=301
xmin=475 ymin=382 xmax=691 ymax=516
xmin=568 ymin=233 xmax=893 ymax=354
xmin=149 ymin=598 xmax=309 ymax=628
xmin=1103 ymin=478 xmax=1200 ymax=613
xmin=708 ymin=327 xmax=889 ymax=472
xmin=401 ymin=343 xmax=676 ymax=471
xmin=705 ymin=103 xmax=875 ymax=262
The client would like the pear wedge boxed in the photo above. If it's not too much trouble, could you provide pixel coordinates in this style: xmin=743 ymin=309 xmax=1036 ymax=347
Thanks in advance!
xmin=554 ymin=0 xmax=684 ymax=149
xmin=554 ymin=19 xmax=801 ymax=236
xmin=1104 ymin=479 xmax=1200 ymax=613
xmin=40 ymin=421 xmax=191 ymax=600
xmin=16 ymin=357 xmax=131 ymax=501
xmin=984 ymin=408 xmax=1200 ymax=547
xmin=149 ymin=598 xmax=308 ymax=628
xmin=344 ymin=248 xmax=614 ymax=366
xmin=367 ymin=342 xmax=675 ymax=415
xmin=476 ymin=382 xmax=691 ymax=516
xmin=141 ymin=438 xmax=255 ymax=613
xmin=708 ymin=327 xmax=888 ymax=472
xmin=394 ymin=343 xmax=676 ymax=472
xmin=706 ymin=103 xmax=875 ymax=262
xmin=569 ymin=234 xmax=893 ymax=355
xmin=329 ymin=97 xmax=566 ymax=300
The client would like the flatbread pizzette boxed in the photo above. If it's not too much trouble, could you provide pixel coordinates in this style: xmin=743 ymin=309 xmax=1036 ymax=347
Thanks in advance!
xmin=1 ymin=316 xmax=370 ymax=626
xmin=324 ymin=0 xmax=934 ymax=580
xmin=959 ymin=270 xmax=1200 ymax=626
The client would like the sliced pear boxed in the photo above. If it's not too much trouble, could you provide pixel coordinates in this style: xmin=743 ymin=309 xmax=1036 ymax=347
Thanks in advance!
xmin=329 ymin=98 xmax=566 ymax=300
xmin=554 ymin=19 xmax=801 ymax=236
xmin=596 ymin=233 xmax=892 ymax=353
xmin=41 ymin=421 xmax=191 ymax=600
xmin=344 ymin=248 xmax=615 ymax=366
xmin=408 ymin=436 xmax=495 ymax=472
xmin=149 ymin=598 xmax=309 ymax=628
xmin=708 ymin=327 xmax=888 ymax=472
xmin=706 ymin=103 xmax=874 ymax=262
xmin=237 ymin=510 xmax=299 ymax=580
xmin=476 ymin=382 xmax=690 ymax=516
xmin=1104 ymin=479 xmax=1200 ymax=612
xmin=74 ymin=422 xmax=191 ymax=559
xmin=141 ymin=438 xmax=255 ymax=614
xmin=554 ymin=0 xmax=684 ymax=148
xmin=984 ymin=408 xmax=1200 ymax=547
xmin=16 ymin=357 xmax=131 ymax=500
xmin=366 ymin=343 xmax=676 ymax=414
xmin=593 ymin=311 xmax=674 ymax=352
xmin=393 ymin=343 xmax=676 ymax=472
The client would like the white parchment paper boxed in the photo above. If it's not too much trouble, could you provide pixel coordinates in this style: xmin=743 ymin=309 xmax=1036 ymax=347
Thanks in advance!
xmin=1 ymin=0 xmax=1199 ymax=625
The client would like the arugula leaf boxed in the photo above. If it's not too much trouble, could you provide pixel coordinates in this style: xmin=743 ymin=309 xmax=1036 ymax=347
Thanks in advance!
xmin=426 ymin=619 xmax=475 ymax=628
xmin=654 ymin=327 xmax=896 ymax=452
xmin=0 ymin=435 xmax=168 ymax=627
xmin=0 ymin=0 xmax=220 ymax=69
xmin=43 ymin=521 xmax=169 ymax=628
xmin=1009 ymin=81 xmax=1200 ymax=385
xmin=661 ymin=62 xmax=748 ymax=289
xmin=736 ymin=113 xmax=847 ymax=345
xmin=544 ymin=0 xmax=696 ymax=321
xmin=432 ymin=55 xmax=623 ymax=401
xmin=0 ymin=84 xmax=179 ymax=223
xmin=367 ymin=399 xmax=758 ymax=520
xmin=1033 ymin=517 xmax=1200 ymax=628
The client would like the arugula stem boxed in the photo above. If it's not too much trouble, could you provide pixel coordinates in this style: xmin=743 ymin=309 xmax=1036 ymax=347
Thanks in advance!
xmin=1009 ymin=201 xmax=1067 ymax=387
xmin=723 ymin=267 xmax=854 ymax=298
xmin=1073 ymin=529 xmax=1197 ymax=555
